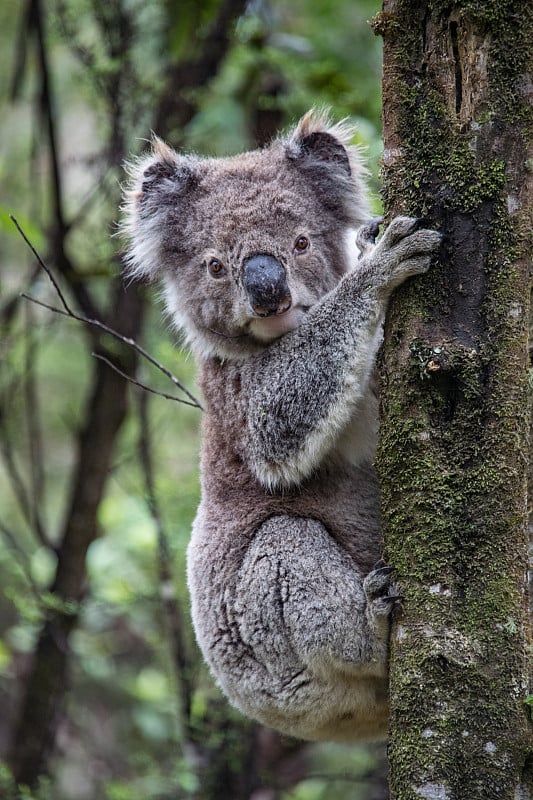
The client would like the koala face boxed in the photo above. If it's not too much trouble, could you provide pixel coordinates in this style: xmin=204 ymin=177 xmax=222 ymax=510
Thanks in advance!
xmin=123 ymin=111 xmax=369 ymax=358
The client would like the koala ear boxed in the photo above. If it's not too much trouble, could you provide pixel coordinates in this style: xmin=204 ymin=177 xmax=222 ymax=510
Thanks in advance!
xmin=284 ymin=109 xmax=370 ymax=225
xmin=121 ymin=137 xmax=199 ymax=282
xmin=288 ymin=112 xmax=352 ymax=175
xmin=136 ymin=136 xmax=197 ymax=213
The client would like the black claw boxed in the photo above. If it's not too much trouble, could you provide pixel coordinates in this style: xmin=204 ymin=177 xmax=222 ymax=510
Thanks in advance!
xmin=367 ymin=217 xmax=383 ymax=240
xmin=385 ymin=594 xmax=403 ymax=603
xmin=356 ymin=217 xmax=384 ymax=259
xmin=372 ymin=565 xmax=395 ymax=578
xmin=413 ymin=216 xmax=433 ymax=230
xmin=372 ymin=558 xmax=387 ymax=571
xmin=406 ymin=217 xmax=423 ymax=234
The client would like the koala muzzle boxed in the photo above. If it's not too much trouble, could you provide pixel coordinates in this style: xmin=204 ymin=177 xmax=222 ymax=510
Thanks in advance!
xmin=243 ymin=254 xmax=292 ymax=318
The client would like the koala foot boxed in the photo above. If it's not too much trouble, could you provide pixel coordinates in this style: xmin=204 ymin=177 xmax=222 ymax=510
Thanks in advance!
xmin=363 ymin=565 xmax=401 ymax=618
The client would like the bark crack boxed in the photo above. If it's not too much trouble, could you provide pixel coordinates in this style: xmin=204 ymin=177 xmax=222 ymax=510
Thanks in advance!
xmin=449 ymin=21 xmax=462 ymax=116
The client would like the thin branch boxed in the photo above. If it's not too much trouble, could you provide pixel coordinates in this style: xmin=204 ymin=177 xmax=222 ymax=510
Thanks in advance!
xmin=0 ymin=264 xmax=41 ymax=327
xmin=67 ymin=166 xmax=115 ymax=231
xmin=0 ymin=402 xmax=51 ymax=549
xmin=33 ymin=0 xmax=65 ymax=234
xmin=93 ymin=353 xmax=200 ymax=408
xmin=9 ymin=0 xmax=33 ymax=101
xmin=12 ymin=215 xmax=202 ymax=410
xmin=28 ymin=0 xmax=100 ymax=320
xmin=0 ymin=522 xmax=42 ymax=602
xmin=11 ymin=215 xmax=73 ymax=314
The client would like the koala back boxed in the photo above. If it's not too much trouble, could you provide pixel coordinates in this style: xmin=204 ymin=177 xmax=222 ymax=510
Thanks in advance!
xmin=122 ymin=110 xmax=370 ymax=359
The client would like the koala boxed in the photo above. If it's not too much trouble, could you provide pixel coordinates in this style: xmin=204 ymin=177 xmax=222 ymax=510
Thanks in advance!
xmin=123 ymin=110 xmax=441 ymax=742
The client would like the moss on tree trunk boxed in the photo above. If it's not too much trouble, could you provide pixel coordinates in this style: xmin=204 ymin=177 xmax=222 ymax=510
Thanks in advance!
xmin=373 ymin=1 xmax=533 ymax=797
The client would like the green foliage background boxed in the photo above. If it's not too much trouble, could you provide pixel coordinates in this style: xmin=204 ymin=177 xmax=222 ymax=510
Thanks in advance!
xmin=0 ymin=1 xmax=385 ymax=798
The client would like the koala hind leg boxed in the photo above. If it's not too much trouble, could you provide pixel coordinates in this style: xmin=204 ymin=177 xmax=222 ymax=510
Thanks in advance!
xmin=230 ymin=515 xmax=392 ymax=739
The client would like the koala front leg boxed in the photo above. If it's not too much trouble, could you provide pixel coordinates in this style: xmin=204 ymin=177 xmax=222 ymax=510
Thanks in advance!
xmin=241 ymin=217 xmax=441 ymax=488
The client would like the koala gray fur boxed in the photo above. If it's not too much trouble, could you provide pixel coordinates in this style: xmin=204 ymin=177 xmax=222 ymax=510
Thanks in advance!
xmin=123 ymin=110 xmax=441 ymax=742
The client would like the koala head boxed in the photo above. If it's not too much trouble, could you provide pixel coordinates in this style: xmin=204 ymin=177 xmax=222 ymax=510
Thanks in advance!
xmin=122 ymin=110 xmax=369 ymax=359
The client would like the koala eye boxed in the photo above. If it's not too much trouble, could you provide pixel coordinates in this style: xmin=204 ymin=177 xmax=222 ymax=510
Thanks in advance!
xmin=208 ymin=257 xmax=225 ymax=277
xmin=294 ymin=236 xmax=309 ymax=253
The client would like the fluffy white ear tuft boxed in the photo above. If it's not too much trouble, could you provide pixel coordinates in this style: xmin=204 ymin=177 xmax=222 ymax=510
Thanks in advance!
xmin=150 ymin=133 xmax=178 ymax=164
xmin=120 ymin=137 xmax=196 ymax=282
xmin=290 ymin=108 xmax=356 ymax=149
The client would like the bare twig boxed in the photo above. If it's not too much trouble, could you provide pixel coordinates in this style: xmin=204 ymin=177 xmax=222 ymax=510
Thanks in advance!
xmin=0 ymin=264 xmax=41 ymax=326
xmin=0 ymin=404 xmax=51 ymax=550
xmin=0 ymin=522 xmax=42 ymax=601
xmin=16 ymin=0 xmax=99 ymax=320
xmin=11 ymin=215 xmax=203 ymax=411
xmin=11 ymin=215 xmax=72 ymax=313
xmin=33 ymin=0 xmax=65 ymax=235
xmin=9 ymin=0 xmax=33 ymax=101
xmin=93 ymin=353 xmax=200 ymax=408
xmin=155 ymin=0 xmax=248 ymax=139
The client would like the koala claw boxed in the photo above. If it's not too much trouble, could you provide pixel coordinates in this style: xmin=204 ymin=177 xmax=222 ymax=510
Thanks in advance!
xmin=356 ymin=217 xmax=383 ymax=258
xmin=363 ymin=565 xmax=400 ymax=617
xmin=369 ymin=564 xmax=394 ymax=581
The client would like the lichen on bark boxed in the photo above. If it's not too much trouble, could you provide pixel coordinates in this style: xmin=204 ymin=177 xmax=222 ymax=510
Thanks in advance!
xmin=374 ymin=1 xmax=533 ymax=797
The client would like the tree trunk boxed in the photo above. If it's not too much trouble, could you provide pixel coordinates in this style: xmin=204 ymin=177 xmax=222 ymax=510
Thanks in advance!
xmin=9 ymin=282 xmax=144 ymax=786
xmin=373 ymin=1 xmax=533 ymax=797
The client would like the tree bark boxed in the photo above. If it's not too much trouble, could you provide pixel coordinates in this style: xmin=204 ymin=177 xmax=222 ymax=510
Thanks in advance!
xmin=374 ymin=1 xmax=533 ymax=798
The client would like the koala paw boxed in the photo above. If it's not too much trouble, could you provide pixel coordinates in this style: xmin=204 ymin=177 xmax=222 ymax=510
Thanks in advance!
xmin=363 ymin=565 xmax=401 ymax=618
xmin=370 ymin=216 xmax=442 ymax=291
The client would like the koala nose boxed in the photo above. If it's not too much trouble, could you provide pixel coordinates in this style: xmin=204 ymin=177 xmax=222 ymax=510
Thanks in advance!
xmin=243 ymin=254 xmax=292 ymax=318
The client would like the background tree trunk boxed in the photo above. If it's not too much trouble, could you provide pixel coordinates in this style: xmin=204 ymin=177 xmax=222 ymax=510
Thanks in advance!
xmin=9 ymin=284 xmax=144 ymax=784
xmin=6 ymin=0 xmax=246 ymax=788
xmin=374 ymin=1 xmax=533 ymax=797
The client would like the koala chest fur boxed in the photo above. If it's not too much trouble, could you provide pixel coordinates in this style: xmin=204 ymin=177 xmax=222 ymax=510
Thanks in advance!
xmin=123 ymin=110 xmax=441 ymax=742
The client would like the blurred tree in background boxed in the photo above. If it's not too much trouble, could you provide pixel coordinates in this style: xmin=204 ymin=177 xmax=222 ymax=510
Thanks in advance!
xmin=0 ymin=1 xmax=387 ymax=798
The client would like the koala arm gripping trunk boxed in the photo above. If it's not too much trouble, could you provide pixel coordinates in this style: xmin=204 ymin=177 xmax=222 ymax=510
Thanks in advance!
xmin=237 ymin=218 xmax=441 ymax=489
xmin=241 ymin=281 xmax=383 ymax=489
